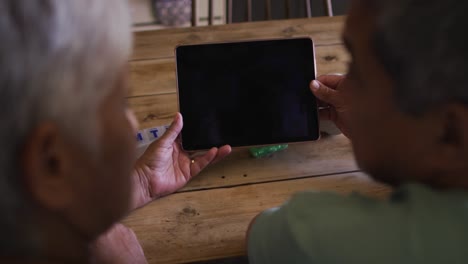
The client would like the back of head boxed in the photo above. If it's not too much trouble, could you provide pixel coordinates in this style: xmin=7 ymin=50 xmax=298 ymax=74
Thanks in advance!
xmin=373 ymin=0 xmax=468 ymax=114
xmin=0 ymin=0 xmax=131 ymax=255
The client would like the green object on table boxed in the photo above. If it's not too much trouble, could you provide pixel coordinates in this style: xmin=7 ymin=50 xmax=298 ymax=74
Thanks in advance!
xmin=249 ymin=144 xmax=288 ymax=158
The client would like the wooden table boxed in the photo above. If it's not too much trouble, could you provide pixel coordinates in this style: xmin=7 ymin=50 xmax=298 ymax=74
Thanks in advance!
xmin=124 ymin=16 xmax=392 ymax=264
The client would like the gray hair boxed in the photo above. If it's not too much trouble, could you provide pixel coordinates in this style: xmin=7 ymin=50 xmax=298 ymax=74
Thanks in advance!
xmin=373 ymin=0 xmax=468 ymax=114
xmin=0 ymin=0 xmax=132 ymax=254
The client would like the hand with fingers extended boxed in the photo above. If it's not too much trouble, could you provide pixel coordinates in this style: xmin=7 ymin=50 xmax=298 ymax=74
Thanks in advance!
xmin=131 ymin=113 xmax=232 ymax=209
xmin=310 ymin=74 xmax=353 ymax=138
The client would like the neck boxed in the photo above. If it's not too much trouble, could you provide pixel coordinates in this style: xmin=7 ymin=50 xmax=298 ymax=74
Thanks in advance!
xmin=424 ymin=170 xmax=468 ymax=191
xmin=390 ymin=168 xmax=468 ymax=192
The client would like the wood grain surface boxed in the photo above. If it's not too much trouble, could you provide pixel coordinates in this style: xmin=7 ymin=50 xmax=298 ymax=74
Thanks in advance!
xmin=123 ymin=16 xmax=375 ymax=264
xmin=131 ymin=16 xmax=345 ymax=60
xmin=124 ymin=172 xmax=391 ymax=264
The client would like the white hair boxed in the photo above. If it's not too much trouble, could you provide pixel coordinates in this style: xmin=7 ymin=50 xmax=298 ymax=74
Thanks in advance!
xmin=0 ymin=0 xmax=132 ymax=254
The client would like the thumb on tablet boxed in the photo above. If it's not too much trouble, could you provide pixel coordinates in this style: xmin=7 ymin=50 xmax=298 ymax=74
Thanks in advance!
xmin=159 ymin=113 xmax=183 ymax=147
xmin=310 ymin=80 xmax=340 ymax=106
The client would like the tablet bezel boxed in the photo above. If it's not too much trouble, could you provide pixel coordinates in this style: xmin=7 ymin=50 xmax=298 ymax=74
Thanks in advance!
xmin=175 ymin=37 xmax=320 ymax=151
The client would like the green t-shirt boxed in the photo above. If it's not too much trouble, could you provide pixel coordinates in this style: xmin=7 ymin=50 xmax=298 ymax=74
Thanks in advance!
xmin=248 ymin=184 xmax=468 ymax=264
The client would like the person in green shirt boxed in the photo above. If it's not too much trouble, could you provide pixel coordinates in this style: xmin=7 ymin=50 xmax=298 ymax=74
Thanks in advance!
xmin=248 ymin=0 xmax=468 ymax=263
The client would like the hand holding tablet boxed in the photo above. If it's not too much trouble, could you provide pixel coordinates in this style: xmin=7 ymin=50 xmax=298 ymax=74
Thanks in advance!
xmin=175 ymin=37 xmax=319 ymax=151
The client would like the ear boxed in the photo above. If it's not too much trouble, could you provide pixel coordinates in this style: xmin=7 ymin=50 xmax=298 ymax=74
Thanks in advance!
xmin=428 ymin=104 xmax=468 ymax=171
xmin=22 ymin=122 xmax=73 ymax=211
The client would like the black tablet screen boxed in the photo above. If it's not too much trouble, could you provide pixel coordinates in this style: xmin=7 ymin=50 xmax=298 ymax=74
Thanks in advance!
xmin=176 ymin=38 xmax=319 ymax=150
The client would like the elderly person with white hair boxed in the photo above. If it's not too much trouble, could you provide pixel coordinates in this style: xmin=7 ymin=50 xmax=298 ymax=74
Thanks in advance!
xmin=0 ymin=0 xmax=231 ymax=263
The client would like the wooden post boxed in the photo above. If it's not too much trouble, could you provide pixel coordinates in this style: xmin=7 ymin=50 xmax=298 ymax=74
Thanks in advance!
xmin=227 ymin=0 xmax=233 ymax=23
xmin=305 ymin=0 xmax=312 ymax=18
xmin=247 ymin=0 xmax=252 ymax=21
xmin=191 ymin=0 xmax=197 ymax=26
xmin=208 ymin=0 xmax=213 ymax=25
xmin=284 ymin=0 xmax=291 ymax=19
xmin=265 ymin=0 xmax=272 ymax=20
xmin=324 ymin=0 xmax=333 ymax=17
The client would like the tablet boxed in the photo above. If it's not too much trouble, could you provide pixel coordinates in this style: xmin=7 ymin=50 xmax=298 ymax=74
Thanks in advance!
xmin=175 ymin=37 xmax=319 ymax=151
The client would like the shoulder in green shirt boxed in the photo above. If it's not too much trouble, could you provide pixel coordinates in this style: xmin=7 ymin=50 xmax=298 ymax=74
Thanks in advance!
xmin=248 ymin=184 xmax=468 ymax=264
